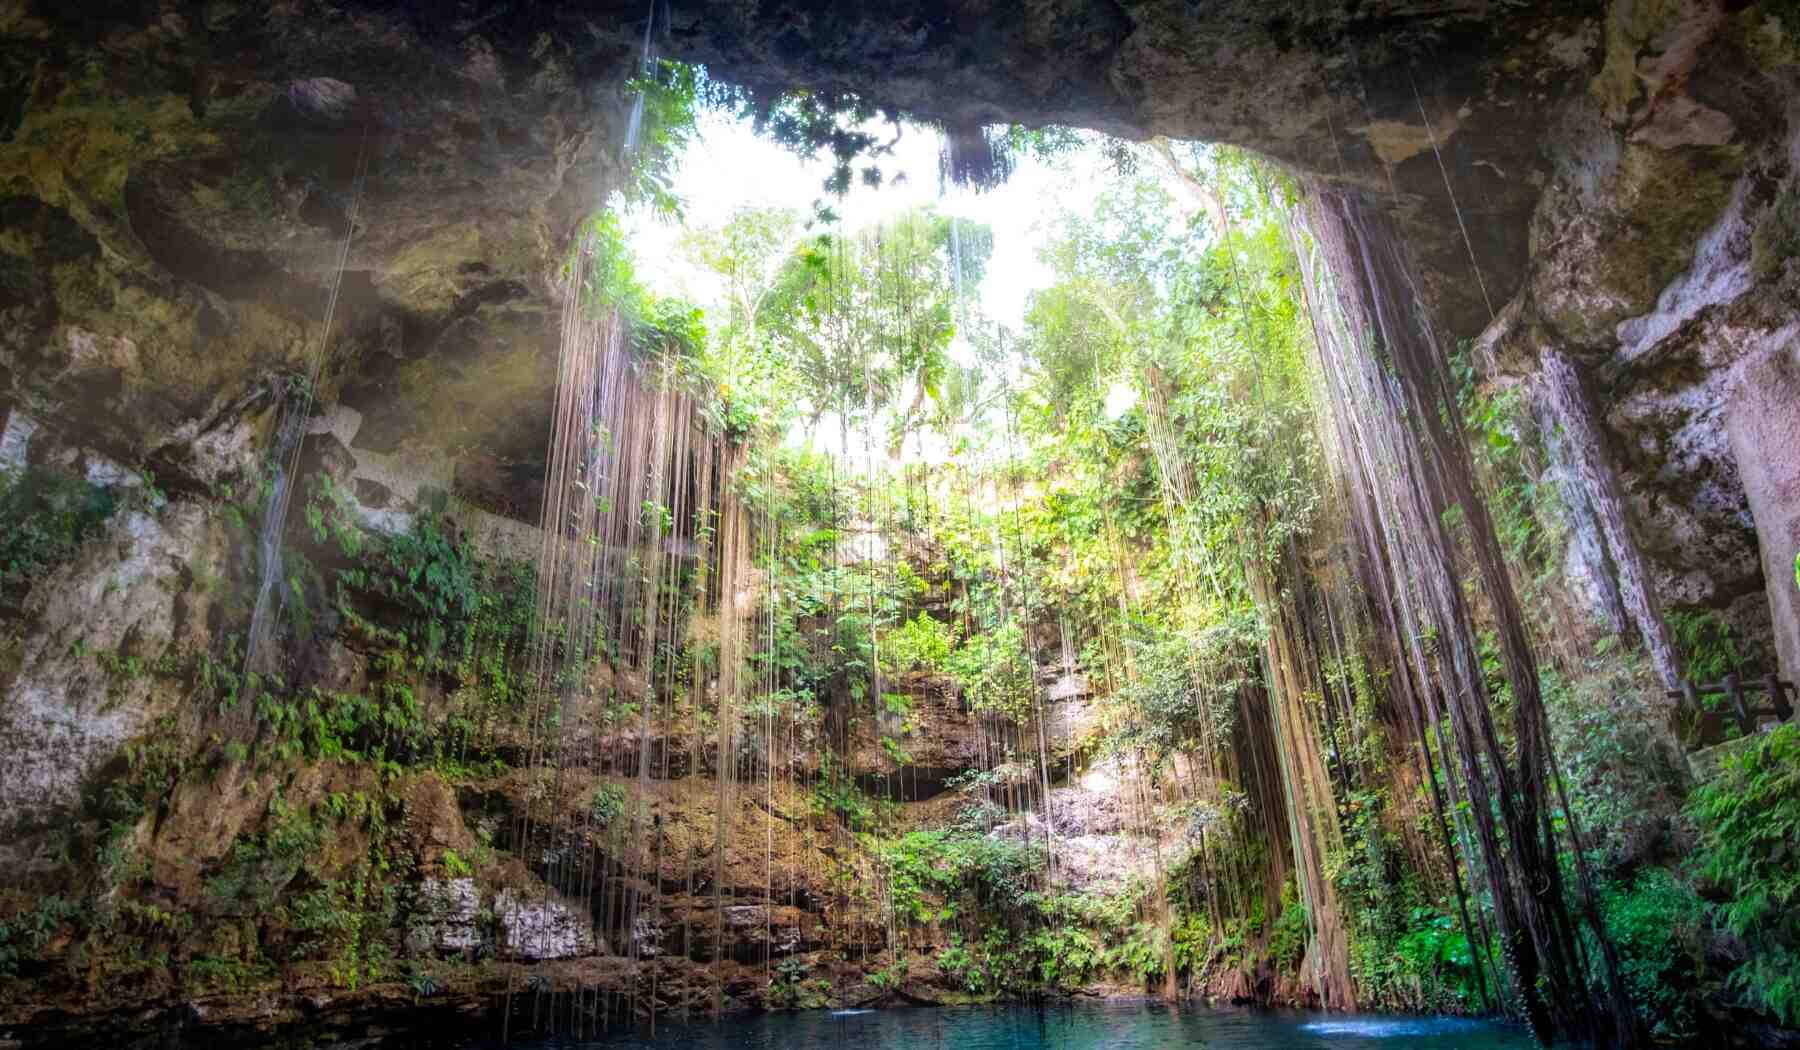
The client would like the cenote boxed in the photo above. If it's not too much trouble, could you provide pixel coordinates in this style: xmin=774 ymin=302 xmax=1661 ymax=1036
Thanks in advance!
xmin=4 ymin=4 xmax=1800 ymax=1050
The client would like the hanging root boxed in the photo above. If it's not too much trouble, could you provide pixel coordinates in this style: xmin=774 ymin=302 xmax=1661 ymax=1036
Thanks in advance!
xmin=939 ymin=120 xmax=1014 ymax=192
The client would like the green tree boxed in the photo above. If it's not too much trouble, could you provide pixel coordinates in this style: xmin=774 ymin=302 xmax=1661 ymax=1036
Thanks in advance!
xmin=756 ymin=208 xmax=993 ymax=452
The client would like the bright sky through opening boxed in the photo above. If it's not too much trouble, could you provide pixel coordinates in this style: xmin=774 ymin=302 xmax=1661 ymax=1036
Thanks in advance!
xmin=615 ymin=111 xmax=1129 ymax=461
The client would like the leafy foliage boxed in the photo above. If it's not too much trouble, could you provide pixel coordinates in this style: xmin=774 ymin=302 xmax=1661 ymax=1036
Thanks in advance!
xmin=622 ymin=60 xmax=708 ymax=219
xmin=1593 ymin=868 xmax=1706 ymax=1038
xmin=766 ymin=956 xmax=833 ymax=1009
xmin=0 ymin=466 xmax=117 ymax=608
xmin=879 ymin=828 xmax=1043 ymax=924
xmin=947 ymin=622 xmax=1035 ymax=718
xmin=1667 ymin=609 xmax=1740 ymax=686
xmin=811 ymin=754 xmax=884 ymax=832
xmin=590 ymin=784 xmax=627 ymax=827
xmin=882 ymin=611 xmax=956 ymax=674
xmin=1266 ymin=881 xmax=1309 ymax=971
xmin=1688 ymin=722 xmax=1800 ymax=1024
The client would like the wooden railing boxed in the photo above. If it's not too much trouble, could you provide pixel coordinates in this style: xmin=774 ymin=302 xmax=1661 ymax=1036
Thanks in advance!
xmin=1668 ymin=672 xmax=1796 ymax=743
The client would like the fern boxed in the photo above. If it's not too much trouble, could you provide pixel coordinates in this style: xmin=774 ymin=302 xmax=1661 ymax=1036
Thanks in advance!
xmin=1688 ymin=723 xmax=1800 ymax=1024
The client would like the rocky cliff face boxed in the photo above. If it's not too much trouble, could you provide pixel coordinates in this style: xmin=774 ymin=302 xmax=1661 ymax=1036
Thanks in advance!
xmin=4 ymin=0 xmax=1800 ymax=1044
xmin=3 ymin=0 xmax=643 ymax=891
xmin=1 ymin=1 xmax=646 ymax=497
xmin=1478 ymin=8 xmax=1800 ymax=674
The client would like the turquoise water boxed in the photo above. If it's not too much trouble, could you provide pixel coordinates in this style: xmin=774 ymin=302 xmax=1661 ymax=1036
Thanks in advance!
xmin=472 ymin=1003 xmax=1535 ymax=1049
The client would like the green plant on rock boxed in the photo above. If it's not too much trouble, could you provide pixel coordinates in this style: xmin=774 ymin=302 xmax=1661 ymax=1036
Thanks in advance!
xmin=257 ymin=685 xmax=427 ymax=766
xmin=882 ymin=611 xmax=956 ymax=674
xmin=1667 ymin=609 xmax=1739 ymax=687
xmin=1539 ymin=658 xmax=1689 ymax=872
xmin=1457 ymin=373 xmax=1553 ymax=573
xmin=337 ymin=505 xmax=481 ymax=662
xmin=590 ymin=783 xmax=627 ymax=827
xmin=441 ymin=849 xmax=473 ymax=878
xmin=1266 ymin=880 xmax=1309 ymax=972
xmin=1170 ymin=910 xmax=1215 ymax=974
xmin=286 ymin=855 xmax=401 ymax=991
xmin=878 ymin=826 xmax=1048 ymax=943
xmin=206 ymin=799 xmax=323 ymax=916
xmin=766 ymin=957 xmax=832 ymax=1009
xmin=1391 ymin=907 xmax=1476 ymax=1004
xmin=947 ymin=622 xmax=1036 ymax=718
xmin=0 ymin=896 xmax=81 ymax=978
xmin=936 ymin=932 xmax=988 ymax=995
xmin=406 ymin=965 xmax=443 ymax=1001
xmin=303 ymin=472 xmax=367 ymax=559
xmin=1106 ymin=919 xmax=1170 ymax=983
xmin=184 ymin=955 xmax=261 ymax=994
xmin=866 ymin=957 xmax=908 ymax=992
xmin=1028 ymin=922 xmax=1102 ymax=990
xmin=878 ymin=735 xmax=913 ymax=766
xmin=811 ymin=753 xmax=884 ymax=832
xmin=1687 ymin=722 xmax=1800 ymax=1025
xmin=0 ymin=466 xmax=117 ymax=609
xmin=881 ymin=690 xmax=914 ymax=718
xmin=1592 ymin=868 xmax=1706 ymax=1039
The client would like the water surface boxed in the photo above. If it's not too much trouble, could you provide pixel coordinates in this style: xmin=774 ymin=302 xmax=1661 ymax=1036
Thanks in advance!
xmin=457 ymin=1002 xmax=1534 ymax=1050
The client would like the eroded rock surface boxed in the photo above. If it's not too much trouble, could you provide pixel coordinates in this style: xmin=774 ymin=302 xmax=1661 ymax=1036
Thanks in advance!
xmin=1 ymin=490 xmax=226 ymax=873
xmin=2 ymin=2 xmax=634 ymax=507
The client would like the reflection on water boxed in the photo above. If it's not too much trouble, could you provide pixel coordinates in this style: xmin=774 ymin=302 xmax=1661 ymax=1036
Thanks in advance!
xmin=438 ymin=1002 xmax=1534 ymax=1050
xmin=1300 ymin=1017 xmax=1503 ymax=1039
